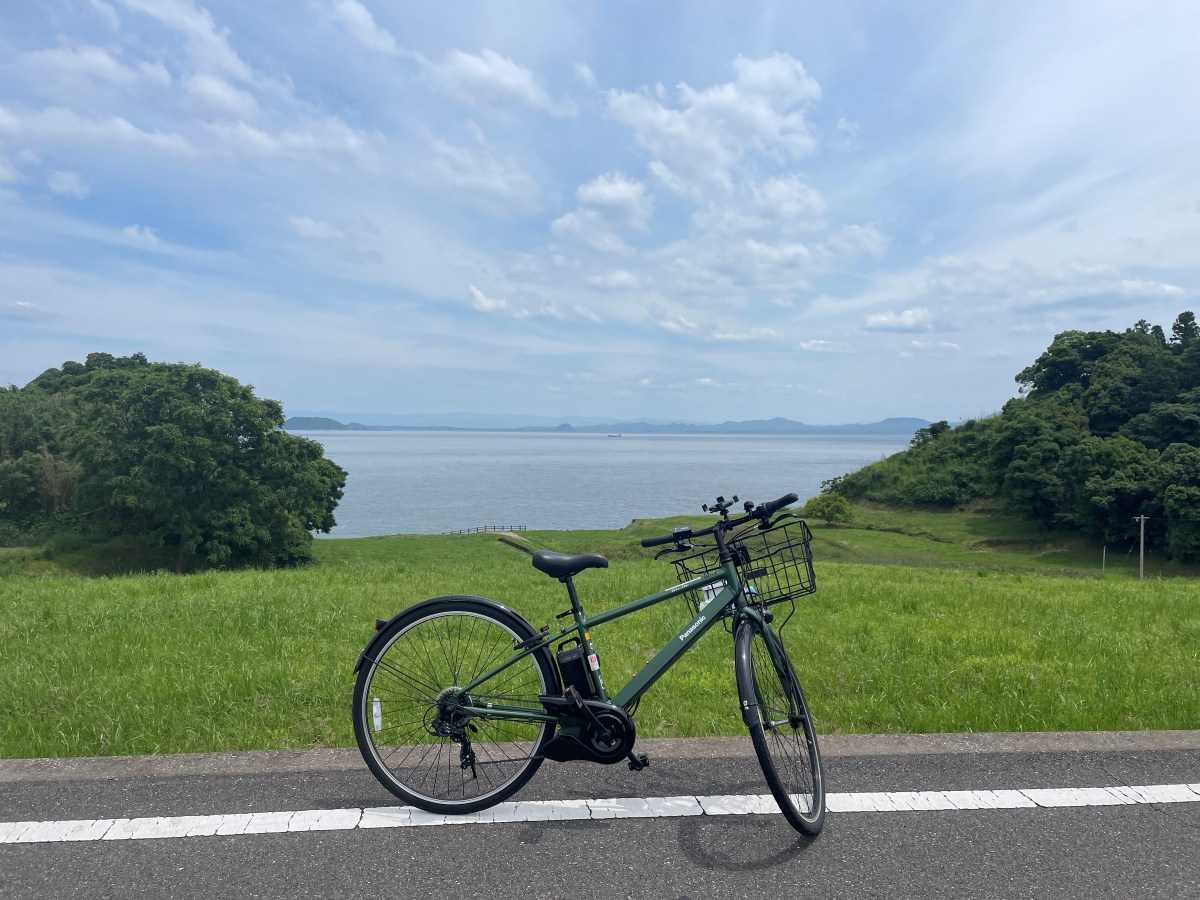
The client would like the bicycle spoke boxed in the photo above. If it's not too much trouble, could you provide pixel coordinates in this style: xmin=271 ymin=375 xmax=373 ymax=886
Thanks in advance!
xmin=359 ymin=609 xmax=549 ymax=808
xmin=738 ymin=618 xmax=823 ymax=833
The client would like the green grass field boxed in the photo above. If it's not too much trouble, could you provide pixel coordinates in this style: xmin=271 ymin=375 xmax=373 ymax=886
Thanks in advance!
xmin=2 ymin=509 xmax=1198 ymax=759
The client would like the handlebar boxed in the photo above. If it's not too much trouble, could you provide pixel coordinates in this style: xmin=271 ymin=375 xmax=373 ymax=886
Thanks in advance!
xmin=641 ymin=533 xmax=677 ymax=548
xmin=760 ymin=492 xmax=798 ymax=517
xmin=641 ymin=525 xmax=693 ymax=548
xmin=639 ymin=492 xmax=799 ymax=547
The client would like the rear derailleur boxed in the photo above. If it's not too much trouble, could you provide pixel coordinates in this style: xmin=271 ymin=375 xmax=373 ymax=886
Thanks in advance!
xmin=430 ymin=687 xmax=478 ymax=779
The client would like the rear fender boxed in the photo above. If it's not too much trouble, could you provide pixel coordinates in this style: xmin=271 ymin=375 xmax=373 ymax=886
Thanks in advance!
xmin=354 ymin=594 xmax=533 ymax=673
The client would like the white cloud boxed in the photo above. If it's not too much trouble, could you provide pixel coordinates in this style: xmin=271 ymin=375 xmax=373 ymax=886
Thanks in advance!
xmin=551 ymin=172 xmax=653 ymax=252
xmin=425 ymin=129 xmax=540 ymax=213
xmin=865 ymin=308 xmax=933 ymax=332
xmin=468 ymin=284 xmax=507 ymax=313
xmin=691 ymin=175 xmax=826 ymax=237
xmin=1120 ymin=278 xmax=1184 ymax=297
xmin=823 ymin=254 xmax=1192 ymax=344
xmin=659 ymin=315 xmax=698 ymax=334
xmin=88 ymin=0 xmax=121 ymax=28
xmin=21 ymin=45 xmax=171 ymax=88
xmin=184 ymin=74 xmax=257 ymax=116
xmin=122 ymin=224 xmax=159 ymax=243
xmin=115 ymin=0 xmax=254 ymax=82
xmin=1 ymin=300 xmax=57 ymax=322
xmin=533 ymin=54 xmax=887 ymax=305
xmin=329 ymin=0 xmax=398 ymax=54
xmin=799 ymin=339 xmax=849 ymax=352
xmin=744 ymin=239 xmax=811 ymax=266
xmin=573 ymin=62 xmax=597 ymax=88
xmin=713 ymin=327 xmax=781 ymax=341
xmin=0 ymin=105 xmax=195 ymax=155
xmin=47 ymin=170 xmax=90 ymax=198
xmin=289 ymin=215 xmax=341 ymax=240
xmin=574 ymin=172 xmax=654 ymax=229
xmin=827 ymin=223 xmax=889 ymax=258
xmin=606 ymin=53 xmax=820 ymax=196
xmin=589 ymin=270 xmax=637 ymax=290
xmin=421 ymin=49 xmax=575 ymax=116
xmin=203 ymin=116 xmax=376 ymax=163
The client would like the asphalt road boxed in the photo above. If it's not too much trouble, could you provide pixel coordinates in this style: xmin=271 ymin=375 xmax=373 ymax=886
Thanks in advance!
xmin=2 ymin=735 xmax=1198 ymax=899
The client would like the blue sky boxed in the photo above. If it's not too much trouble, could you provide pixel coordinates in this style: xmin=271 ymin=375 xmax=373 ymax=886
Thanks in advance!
xmin=1 ymin=0 xmax=1197 ymax=424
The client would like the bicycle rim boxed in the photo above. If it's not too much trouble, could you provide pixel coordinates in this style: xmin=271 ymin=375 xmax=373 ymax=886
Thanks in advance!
xmin=740 ymin=619 xmax=825 ymax=833
xmin=357 ymin=608 xmax=551 ymax=809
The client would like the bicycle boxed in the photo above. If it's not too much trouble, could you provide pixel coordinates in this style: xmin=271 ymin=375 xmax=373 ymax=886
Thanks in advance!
xmin=352 ymin=491 xmax=826 ymax=835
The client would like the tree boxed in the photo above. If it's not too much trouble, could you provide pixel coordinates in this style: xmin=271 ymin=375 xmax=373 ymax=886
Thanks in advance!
xmin=1170 ymin=311 xmax=1199 ymax=349
xmin=64 ymin=356 xmax=346 ymax=570
xmin=828 ymin=312 xmax=1200 ymax=558
xmin=1156 ymin=444 xmax=1200 ymax=560
xmin=803 ymin=493 xmax=854 ymax=526
xmin=910 ymin=420 xmax=950 ymax=449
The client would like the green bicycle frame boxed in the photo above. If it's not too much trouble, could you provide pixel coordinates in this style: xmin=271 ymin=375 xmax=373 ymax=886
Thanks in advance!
xmin=455 ymin=555 xmax=762 ymax=724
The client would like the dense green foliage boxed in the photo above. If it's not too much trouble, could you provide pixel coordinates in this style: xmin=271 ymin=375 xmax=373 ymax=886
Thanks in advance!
xmin=803 ymin=493 xmax=854 ymax=525
xmin=0 ymin=353 xmax=346 ymax=568
xmin=829 ymin=313 xmax=1200 ymax=557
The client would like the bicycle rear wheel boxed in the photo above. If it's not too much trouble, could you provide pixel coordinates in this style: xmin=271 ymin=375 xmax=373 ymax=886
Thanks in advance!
xmin=734 ymin=615 xmax=825 ymax=835
xmin=353 ymin=596 xmax=558 ymax=814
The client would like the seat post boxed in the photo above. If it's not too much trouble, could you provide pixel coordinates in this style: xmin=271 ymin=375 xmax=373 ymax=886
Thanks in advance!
xmin=562 ymin=575 xmax=584 ymax=616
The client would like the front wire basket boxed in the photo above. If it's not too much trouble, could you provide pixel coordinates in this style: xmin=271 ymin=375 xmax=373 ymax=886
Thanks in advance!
xmin=671 ymin=514 xmax=816 ymax=630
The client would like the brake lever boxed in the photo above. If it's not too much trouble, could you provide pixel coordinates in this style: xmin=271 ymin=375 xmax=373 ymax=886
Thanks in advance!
xmin=653 ymin=543 xmax=694 ymax=559
xmin=759 ymin=511 xmax=798 ymax=530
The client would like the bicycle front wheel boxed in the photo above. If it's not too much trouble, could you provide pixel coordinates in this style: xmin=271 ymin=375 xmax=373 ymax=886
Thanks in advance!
xmin=353 ymin=596 xmax=558 ymax=814
xmin=734 ymin=614 xmax=825 ymax=835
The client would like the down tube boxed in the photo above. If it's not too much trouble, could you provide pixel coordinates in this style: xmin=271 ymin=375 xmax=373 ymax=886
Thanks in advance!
xmin=611 ymin=582 xmax=739 ymax=709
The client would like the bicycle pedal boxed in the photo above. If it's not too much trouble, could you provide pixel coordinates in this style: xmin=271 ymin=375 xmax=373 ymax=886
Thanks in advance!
xmin=627 ymin=752 xmax=650 ymax=771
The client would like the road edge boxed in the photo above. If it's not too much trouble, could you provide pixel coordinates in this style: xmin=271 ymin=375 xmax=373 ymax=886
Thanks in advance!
xmin=3 ymin=730 xmax=1198 ymax=783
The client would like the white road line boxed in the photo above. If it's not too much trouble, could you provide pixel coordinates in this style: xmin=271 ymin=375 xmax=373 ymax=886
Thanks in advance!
xmin=3 ymin=783 xmax=1197 ymax=846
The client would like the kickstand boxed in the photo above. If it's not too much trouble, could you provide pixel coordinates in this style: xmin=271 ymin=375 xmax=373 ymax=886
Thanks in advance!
xmin=627 ymin=752 xmax=649 ymax=771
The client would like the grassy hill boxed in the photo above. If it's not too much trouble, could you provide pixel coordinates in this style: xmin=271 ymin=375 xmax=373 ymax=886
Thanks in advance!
xmin=4 ymin=502 xmax=1188 ymax=580
xmin=828 ymin=313 xmax=1200 ymax=562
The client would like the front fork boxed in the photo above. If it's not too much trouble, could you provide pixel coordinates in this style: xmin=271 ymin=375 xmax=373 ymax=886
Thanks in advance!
xmin=736 ymin=606 xmax=800 ymax=730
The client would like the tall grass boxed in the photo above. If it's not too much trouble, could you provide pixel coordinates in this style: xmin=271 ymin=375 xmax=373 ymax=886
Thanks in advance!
xmin=3 ymin=541 xmax=1197 ymax=758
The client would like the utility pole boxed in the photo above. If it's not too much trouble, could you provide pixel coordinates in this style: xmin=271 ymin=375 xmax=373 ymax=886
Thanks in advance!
xmin=1134 ymin=515 xmax=1147 ymax=581
xmin=1102 ymin=546 xmax=1106 ymax=579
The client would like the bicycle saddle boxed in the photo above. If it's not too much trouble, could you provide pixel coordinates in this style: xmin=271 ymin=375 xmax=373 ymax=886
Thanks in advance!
xmin=531 ymin=550 xmax=609 ymax=580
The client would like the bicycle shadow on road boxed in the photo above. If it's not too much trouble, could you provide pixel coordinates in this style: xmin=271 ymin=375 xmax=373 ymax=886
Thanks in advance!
xmin=677 ymin=815 xmax=815 ymax=871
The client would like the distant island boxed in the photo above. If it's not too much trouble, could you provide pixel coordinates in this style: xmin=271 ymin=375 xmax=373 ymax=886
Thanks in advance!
xmin=283 ymin=415 xmax=931 ymax=436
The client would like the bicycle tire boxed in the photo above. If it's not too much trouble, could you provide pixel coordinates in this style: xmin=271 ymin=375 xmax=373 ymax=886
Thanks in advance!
xmin=353 ymin=596 xmax=559 ymax=814
xmin=734 ymin=614 xmax=826 ymax=835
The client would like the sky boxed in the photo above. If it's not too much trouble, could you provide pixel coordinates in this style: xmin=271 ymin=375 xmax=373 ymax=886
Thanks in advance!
xmin=1 ymin=0 xmax=1197 ymax=424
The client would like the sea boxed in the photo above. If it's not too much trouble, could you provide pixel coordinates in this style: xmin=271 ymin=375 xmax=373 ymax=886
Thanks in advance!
xmin=301 ymin=431 xmax=909 ymax=537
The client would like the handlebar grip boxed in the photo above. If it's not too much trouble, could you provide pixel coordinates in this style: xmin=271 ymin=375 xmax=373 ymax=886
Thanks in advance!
xmin=761 ymin=492 xmax=799 ymax=516
xmin=641 ymin=533 xmax=677 ymax=548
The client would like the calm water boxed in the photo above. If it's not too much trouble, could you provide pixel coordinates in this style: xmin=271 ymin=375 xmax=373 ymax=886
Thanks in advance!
xmin=304 ymin=431 xmax=908 ymax=537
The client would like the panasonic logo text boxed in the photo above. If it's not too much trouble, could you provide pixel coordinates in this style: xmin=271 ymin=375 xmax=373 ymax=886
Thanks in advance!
xmin=679 ymin=616 xmax=706 ymax=642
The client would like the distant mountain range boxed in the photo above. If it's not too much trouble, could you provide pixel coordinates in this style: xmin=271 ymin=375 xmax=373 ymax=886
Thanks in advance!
xmin=284 ymin=415 xmax=930 ymax=436
xmin=283 ymin=411 xmax=695 ymax=429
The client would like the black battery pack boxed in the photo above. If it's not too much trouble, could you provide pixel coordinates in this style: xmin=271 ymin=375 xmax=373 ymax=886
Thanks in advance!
xmin=556 ymin=642 xmax=597 ymax=700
